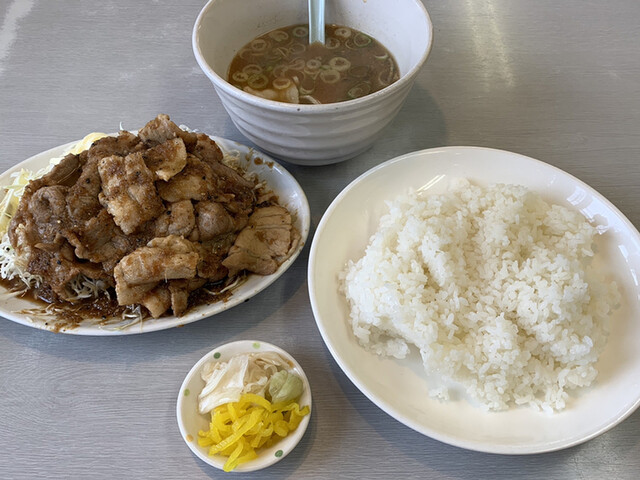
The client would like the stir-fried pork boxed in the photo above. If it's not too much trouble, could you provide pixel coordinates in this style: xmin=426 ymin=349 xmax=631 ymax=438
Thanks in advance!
xmin=7 ymin=114 xmax=299 ymax=319
xmin=116 ymin=235 xmax=199 ymax=285
xmin=98 ymin=153 xmax=164 ymax=235
xmin=138 ymin=113 xmax=197 ymax=150
xmin=154 ymin=199 xmax=195 ymax=238
xmin=222 ymin=205 xmax=300 ymax=277
xmin=142 ymin=137 xmax=187 ymax=182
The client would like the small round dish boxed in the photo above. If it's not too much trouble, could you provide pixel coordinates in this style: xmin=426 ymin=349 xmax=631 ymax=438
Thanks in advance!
xmin=308 ymin=146 xmax=640 ymax=454
xmin=176 ymin=340 xmax=312 ymax=472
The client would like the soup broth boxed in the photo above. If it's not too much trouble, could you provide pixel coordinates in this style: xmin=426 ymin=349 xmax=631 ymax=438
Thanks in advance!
xmin=228 ymin=24 xmax=400 ymax=105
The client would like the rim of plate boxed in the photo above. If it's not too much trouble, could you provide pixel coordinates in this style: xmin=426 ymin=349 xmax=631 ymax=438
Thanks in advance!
xmin=176 ymin=340 xmax=312 ymax=471
xmin=308 ymin=145 xmax=640 ymax=454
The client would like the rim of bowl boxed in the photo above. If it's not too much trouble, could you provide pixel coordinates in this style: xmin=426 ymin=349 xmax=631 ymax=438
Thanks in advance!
xmin=192 ymin=0 xmax=433 ymax=113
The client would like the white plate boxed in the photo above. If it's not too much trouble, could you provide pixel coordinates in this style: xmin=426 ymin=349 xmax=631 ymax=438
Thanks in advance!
xmin=308 ymin=146 xmax=640 ymax=454
xmin=176 ymin=340 xmax=312 ymax=472
xmin=0 ymin=135 xmax=309 ymax=335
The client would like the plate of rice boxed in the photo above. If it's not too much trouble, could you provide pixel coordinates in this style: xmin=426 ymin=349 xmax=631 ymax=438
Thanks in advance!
xmin=308 ymin=146 xmax=640 ymax=454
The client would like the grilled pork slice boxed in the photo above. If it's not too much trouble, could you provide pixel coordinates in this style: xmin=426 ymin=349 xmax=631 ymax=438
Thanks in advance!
xmin=154 ymin=200 xmax=196 ymax=238
xmin=192 ymin=201 xmax=241 ymax=241
xmin=86 ymin=131 xmax=143 ymax=164
xmin=64 ymin=209 xmax=139 ymax=274
xmin=66 ymin=156 xmax=102 ymax=222
xmin=196 ymin=236 xmax=235 ymax=281
xmin=115 ymin=235 xmax=199 ymax=286
xmin=8 ymin=153 xmax=81 ymax=248
xmin=156 ymin=155 xmax=227 ymax=203
xmin=222 ymin=205 xmax=299 ymax=276
xmin=113 ymin=235 xmax=200 ymax=317
xmin=97 ymin=153 xmax=164 ymax=235
xmin=138 ymin=113 xmax=197 ymax=150
xmin=142 ymin=137 xmax=187 ymax=182
xmin=169 ymin=278 xmax=206 ymax=317
xmin=192 ymin=133 xmax=224 ymax=164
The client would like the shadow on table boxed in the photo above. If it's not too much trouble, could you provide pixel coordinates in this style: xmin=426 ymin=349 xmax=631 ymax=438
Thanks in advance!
xmin=324 ymin=353 xmax=640 ymax=480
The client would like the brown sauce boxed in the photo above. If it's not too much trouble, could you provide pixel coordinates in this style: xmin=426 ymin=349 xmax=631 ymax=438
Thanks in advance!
xmin=0 ymin=275 xmax=241 ymax=332
xmin=228 ymin=24 xmax=400 ymax=104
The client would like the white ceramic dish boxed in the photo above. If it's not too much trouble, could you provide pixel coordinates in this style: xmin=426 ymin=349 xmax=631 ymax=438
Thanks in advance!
xmin=176 ymin=340 xmax=312 ymax=472
xmin=0 ymin=135 xmax=309 ymax=335
xmin=193 ymin=0 xmax=432 ymax=165
xmin=308 ymin=146 xmax=640 ymax=454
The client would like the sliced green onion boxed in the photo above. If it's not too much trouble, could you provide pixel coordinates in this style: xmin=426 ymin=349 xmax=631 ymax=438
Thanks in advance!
xmin=238 ymin=48 xmax=254 ymax=61
xmin=268 ymin=30 xmax=289 ymax=42
xmin=242 ymin=64 xmax=263 ymax=75
xmin=334 ymin=27 xmax=351 ymax=38
xmin=377 ymin=57 xmax=397 ymax=86
xmin=232 ymin=71 xmax=249 ymax=83
xmin=344 ymin=39 xmax=357 ymax=50
xmin=306 ymin=59 xmax=321 ymax=70
xmin=272 ymin=77 xmax=292 ymax=90
xmin=328 ymin=56 xmax=351 ymax=72
xmin=292 ymin=26 xmax=308 ymax=37
xmin=319 ymin=69 xmax=341 ymax=84
xmin=325 ymin=37 xmax=340 ymax=49
xmin=247 ymin=73 xmax=269 ymax=89
xmin=353 ymin=32 xmax=372 ymax=47
xmin=374 ymin=53 xmax=389 ymax=60
xmin=347 ymin=81 xmax=371 ymax=99
xmin=250 ymin=38 xmax=269 ymax=52
xmin=289 ymin=43 xmax=306 ymax=55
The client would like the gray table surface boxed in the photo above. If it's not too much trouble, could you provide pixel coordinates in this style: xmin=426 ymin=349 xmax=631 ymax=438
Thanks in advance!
xmin=1 ymin=1 xmax=639 ymax=479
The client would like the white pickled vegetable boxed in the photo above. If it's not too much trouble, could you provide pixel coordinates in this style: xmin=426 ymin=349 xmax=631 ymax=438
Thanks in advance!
xmin=198 ymin=351 xmax=291 ymax=414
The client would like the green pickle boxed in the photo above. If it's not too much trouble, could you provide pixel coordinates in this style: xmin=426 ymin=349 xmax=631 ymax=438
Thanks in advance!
xmin=268 ymin=370 xmax=304 ymax=404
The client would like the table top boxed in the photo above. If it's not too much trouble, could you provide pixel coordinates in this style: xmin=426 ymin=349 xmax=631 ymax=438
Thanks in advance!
xmin=1 ymin=1 xmax=639 ymax=479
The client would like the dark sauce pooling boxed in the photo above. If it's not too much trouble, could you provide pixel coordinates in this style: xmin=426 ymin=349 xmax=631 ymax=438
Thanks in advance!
xmin=228 ymin=24 xmax=400 ymax=104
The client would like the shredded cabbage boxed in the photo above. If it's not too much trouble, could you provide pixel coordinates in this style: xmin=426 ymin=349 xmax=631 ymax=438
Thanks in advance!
xmin=0 ymin=132 xmax=108 ymax=296
xmin=198 ymin=351 xmax=293 ymax=414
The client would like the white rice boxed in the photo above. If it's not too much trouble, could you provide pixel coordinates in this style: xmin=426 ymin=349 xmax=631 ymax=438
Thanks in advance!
xmin=340 ymin=178 xmax=620 ymax=412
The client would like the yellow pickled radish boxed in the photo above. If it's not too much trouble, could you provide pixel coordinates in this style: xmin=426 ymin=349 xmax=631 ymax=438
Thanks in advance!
xmin=198 ymin=392 xmax=310 ymax=472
